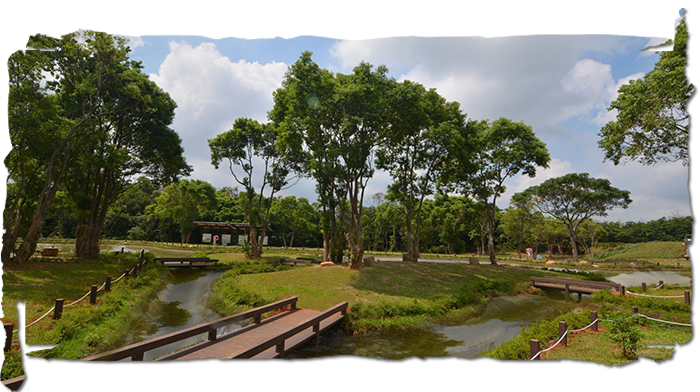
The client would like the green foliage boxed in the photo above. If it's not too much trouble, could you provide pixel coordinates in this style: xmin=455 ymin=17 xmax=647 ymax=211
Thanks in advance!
xmin=401 ymin=311 xmax=590 ymax=392
xmin=1 ymin=349 xmax=24 ymax=381
xmin=598 ymin=20 xmax=692 ymax=166
xmin=605 ymin=311 xmax=644 ymax=359
xmin=151 ymin=179 xmax=217 ymax=243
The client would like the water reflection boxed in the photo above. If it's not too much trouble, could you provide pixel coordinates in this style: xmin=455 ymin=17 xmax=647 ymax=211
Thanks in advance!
xmin=607 ymin=271 xmax=691 ymax=287
xmin=292 ymin=294 xmax=584 ymax=360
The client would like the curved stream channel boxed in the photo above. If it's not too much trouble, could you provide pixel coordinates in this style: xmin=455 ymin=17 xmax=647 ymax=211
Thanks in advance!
xmin=113 ymin=253 xmax=690 ymax=361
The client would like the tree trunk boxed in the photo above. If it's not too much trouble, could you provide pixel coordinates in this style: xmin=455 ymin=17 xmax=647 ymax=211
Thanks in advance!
xmin=568 ymin=230 xmax=579 ymax=262
xmin=75 ymin=222 xmax=102 ymax=259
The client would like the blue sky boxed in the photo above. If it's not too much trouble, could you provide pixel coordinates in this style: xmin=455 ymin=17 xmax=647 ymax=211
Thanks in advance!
xmin=128 ymin=31 xmax=687 ymax=222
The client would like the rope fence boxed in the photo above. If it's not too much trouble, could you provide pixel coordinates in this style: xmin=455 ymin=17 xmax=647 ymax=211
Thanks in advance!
xmin=528 ymin=306 xmax=692 ymax=360
xmin=462 ymin=312 xmax=598 ymax=392
xmin=6 ymin=250 xmax=146 ymax=338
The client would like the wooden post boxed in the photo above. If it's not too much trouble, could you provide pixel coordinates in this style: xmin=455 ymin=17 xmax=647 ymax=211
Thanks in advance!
xmin=89 ymin=285 xmax=97 ymax=305
xmin=559 ymin=321 xmax=567 ymax=346
xmin=4 ymin=324 xmax=13 ymax=352
xmin=658 ymin=280 xmax=664 ymax=289
xmin=631 ymin=306 xmax=638 ymax=314
xmin=590 ymin=311 xmax=598 ymax=332
xmin=462 ymin=368 xmax=476 ymax=392
xmin=253 ymin=315 xmax=261 ymax=324
xmin=131 ymin=353 xmax=144 ymax=361
xmin=642 ymin=282 xmax=647 ymax=292
xmin=208 ymin=329 xmax=217 ymax=341
xmin=124 ymin=268 xmax=130 ymax=278
xmin=121 ymin=247 xmax=124 ymax=254
xmin=105 ymin=276 xmax=111 ymax=292
xmin=140 ymin=249 xmax=145 ymax=262
xmin=621 ymin=286 xmax=626 ymax=296
xmin=313 ymin=323 xmax=320 ymax=345
xmin=276 ymin=341 xmax=285 ymax=358
xmin=290 ymin=301 xmax=297 ymax=311
xmin=684 ymin=291 xmax=691 ymax=305
xmin=564 ymin=284 xmax=570 ymax=301
xmin=54 ymin=299 xmax=64 ymax=320
xmin=529 ymin=339 xmax=540 ymax=360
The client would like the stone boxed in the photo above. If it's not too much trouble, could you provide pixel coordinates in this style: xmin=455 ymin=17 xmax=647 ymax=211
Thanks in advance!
xmin=468 ymin=257 xmax=480 ymax=265
xmin=578 ymin=260 xmax=588 ymax=264
xmin=320 ymin=261 xmax=335 ymax=267
xmin=363 ymin=256 xmax=376 ymax=267
xmin=546 ymin=261 xmax=555 ymax=265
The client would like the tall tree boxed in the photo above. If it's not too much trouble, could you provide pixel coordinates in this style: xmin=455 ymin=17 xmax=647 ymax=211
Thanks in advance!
xmin=271 ymin=52 xmax=394 ymax=269
xmin=65 ymin=53 xmax=190 ymax=258
xmin=519 ymin=173 xmax=632 ymax=262
xmin=151 ymin=179 xmax=217 ymax=244
xmin=377 ymin=80 xmax=466 ymax=262
xmin=450 ymin=118 xmax=550 ymax=264
xmin=9 ymin=32 xmax=160 ymax=263
xmin=3 ymin=39 xmax=66 ymax=262
xmin=598 ymin=19 xmax=693 ymax=166
xmin=209 ymin=118 xmax=300 ymax=258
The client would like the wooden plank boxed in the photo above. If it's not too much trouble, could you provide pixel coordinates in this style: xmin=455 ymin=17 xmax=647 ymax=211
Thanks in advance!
xmin=530 ymin=276 xmax=621 ymax=289
xmin=1 ymin=375 xmax=24 ymax=391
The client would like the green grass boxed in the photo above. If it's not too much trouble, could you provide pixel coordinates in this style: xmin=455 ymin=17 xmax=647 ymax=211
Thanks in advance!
xmin=401 ymin=289 xmax=695 ymax=392
xmin=596 ymin=241 xmax=686 ymax=261
xmin=208 ymin=261 xmax=580 ymax=332
xmin=489 ymin=325 xmax=695 ymax=392
xmin=0 ymin=255 xmax=167 ymax=390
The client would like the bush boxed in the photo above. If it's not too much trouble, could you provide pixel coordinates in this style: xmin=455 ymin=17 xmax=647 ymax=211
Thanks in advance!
xmin=605 ymin=311 xmax=644 ymax=359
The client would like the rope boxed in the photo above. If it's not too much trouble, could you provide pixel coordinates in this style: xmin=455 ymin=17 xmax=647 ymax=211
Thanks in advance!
xmin=111 ymin=272 xmax=127 ymax=284
xmin=636 ymin=314 xmax=692 ymax=327
xmin=65 ymin=290 xmax=92 ymax=307
xmin=570 ymin=318 xmax=599 ymax=333
xmin=12 ymin=307 xmax=56 ymax=333
xmin=626 ymin=291 xmax=685 ymax=298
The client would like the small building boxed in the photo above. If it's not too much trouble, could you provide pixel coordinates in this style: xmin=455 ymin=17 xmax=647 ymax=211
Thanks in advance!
xmin=192 ymin=221 xmax=272 ymax=246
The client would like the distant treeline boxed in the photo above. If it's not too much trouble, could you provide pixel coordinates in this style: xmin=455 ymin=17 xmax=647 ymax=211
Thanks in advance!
xmin=40 ymin=177 xmax=691 ymax=254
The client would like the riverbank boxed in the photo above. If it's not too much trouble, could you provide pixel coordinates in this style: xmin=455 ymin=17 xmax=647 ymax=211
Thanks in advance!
xmin=2 ymin=251 xmax=169 ymax=376
xmin=401 ymin=288 xmax=695 ymax=392
xmin=207 ymin=260 xmax=604 ymax=332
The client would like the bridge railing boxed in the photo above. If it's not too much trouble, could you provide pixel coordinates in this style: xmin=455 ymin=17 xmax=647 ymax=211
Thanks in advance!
xmin=530 ymin=276 xmax=622 ymax=290
xmin=82 ymin=296 xmax=299 ymax=361
xmin=234 ymin=301 xmax=348 ymax=359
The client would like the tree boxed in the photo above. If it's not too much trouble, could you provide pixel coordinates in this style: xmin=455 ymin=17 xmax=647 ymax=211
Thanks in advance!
xmin=598 ymin=20 xmax=693 ymax=166
xmin=519 ymin=173 xmax=632 ymax=262
xmin=151 ymin=179 xmax=217 ymax=244
xmin=449 ymin=118 xmax=550 ymax=264
xmin=377 ymin=80 xmax=466 ymax=262
xmin=502 ymin=192 xmax=536 ymax=259
xmin=271 ymin=52 xmax=394 ymax=269
xmin=64 ymin=51 xmax=190 ymax=258
xmin=269 ymin=196 xmax=316 ymax=248
xmin=10 ymin=32 xmax=140 ymax=262
xmin=209 ymin=118 xmax=300 ymax=258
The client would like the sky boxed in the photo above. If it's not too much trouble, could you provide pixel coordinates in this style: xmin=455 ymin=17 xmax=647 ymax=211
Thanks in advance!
xmin=8 ymin=3 xmax=690 ymax=221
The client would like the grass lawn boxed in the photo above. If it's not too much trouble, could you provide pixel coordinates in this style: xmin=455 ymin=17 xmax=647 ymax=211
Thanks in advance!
xmin=488 ymin=324 xmax=696 ymax=391
xmin=208 ymin=261 xmax=593 ymax=331
xmin=2 ymin=253 xmax=151 ymax=343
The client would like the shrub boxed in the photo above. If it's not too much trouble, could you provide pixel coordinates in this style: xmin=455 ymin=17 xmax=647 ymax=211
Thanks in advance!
xmin=605 ymin=311 xmax=644 ymax=359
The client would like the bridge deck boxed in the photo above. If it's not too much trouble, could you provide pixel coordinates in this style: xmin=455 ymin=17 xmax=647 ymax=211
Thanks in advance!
xmin=64 ymin=310 xmax=342 ymax=392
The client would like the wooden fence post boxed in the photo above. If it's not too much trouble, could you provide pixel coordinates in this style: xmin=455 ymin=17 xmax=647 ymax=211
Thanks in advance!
xmin=313 ymin=323 xmax=321 ymax=345
xmin=559 ymin=321 xmax=567 ymax=346
xmin=621 ymin=286 xmax=626 ymax=296
xmin=4 ymin=324 xmax=13 ymax=352
xmin=631 ymin=306 xmax=638 ymax=314
xmin=54 ymin=299 xmax=64 ymax=320
xmin=564 ymin=284 xmax=570 ymax=301
xmin=684 ymin=291 xmax=691 ymax=305
xmin=276 ymin=341 xmax=285 ymax=358
xmin=529 ymin=339 xmax=540 ymax=360
xmin=641 ymin=283 xmax=646 ymax=293
xmin=462 ymin=368 xmax=476 ymax=392
xmin=124 ymin=268 xmax=130 ymax=278
xmin=208 ymin=329 xmax=217 ymax=342
xmin=105 ymin=276 xmax=111 ymax=292
xmin=590 ymin=311 xmax=598 ymax=332
xmin=90 ymin=285 xmax=97 ymax=305
xmin=658 ymin=280 xmax=664 ymax=288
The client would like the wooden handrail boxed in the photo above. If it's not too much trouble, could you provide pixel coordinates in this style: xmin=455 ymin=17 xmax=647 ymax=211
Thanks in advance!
xmin=530 ymin=276 xmax=621 ymax=288
xmin=82 ymin=297 xmax=298 ymax=361
xmin=150 ymin=302 xmax=348 ymax=392
xmin=1 ymin=375 xmax=25 ymax=391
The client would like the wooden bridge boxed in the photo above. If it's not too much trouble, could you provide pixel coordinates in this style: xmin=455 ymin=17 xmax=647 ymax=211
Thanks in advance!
xmin=530 ymin=276 xmax=622 ymax=297
xmin=3 ymin=297 xmax=348 ymax=392
xmin=155 ymin=257 xmax=219 ymax=268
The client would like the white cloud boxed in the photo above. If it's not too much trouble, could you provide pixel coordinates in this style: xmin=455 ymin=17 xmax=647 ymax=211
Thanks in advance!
xmin=123 ymin=35 xmax=145 ymax=50
xmin=211 ymin=12 xmax=233 ymax=28
xmin=639 ymin=15 xmax=683 ymax=56
xmin=149 ymin=41 xmax=288 ymax=189
xmin=330 ymin=35 xmax=636 ymax=132
xmin=591 ymin=71 xmax=645 ymax=126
